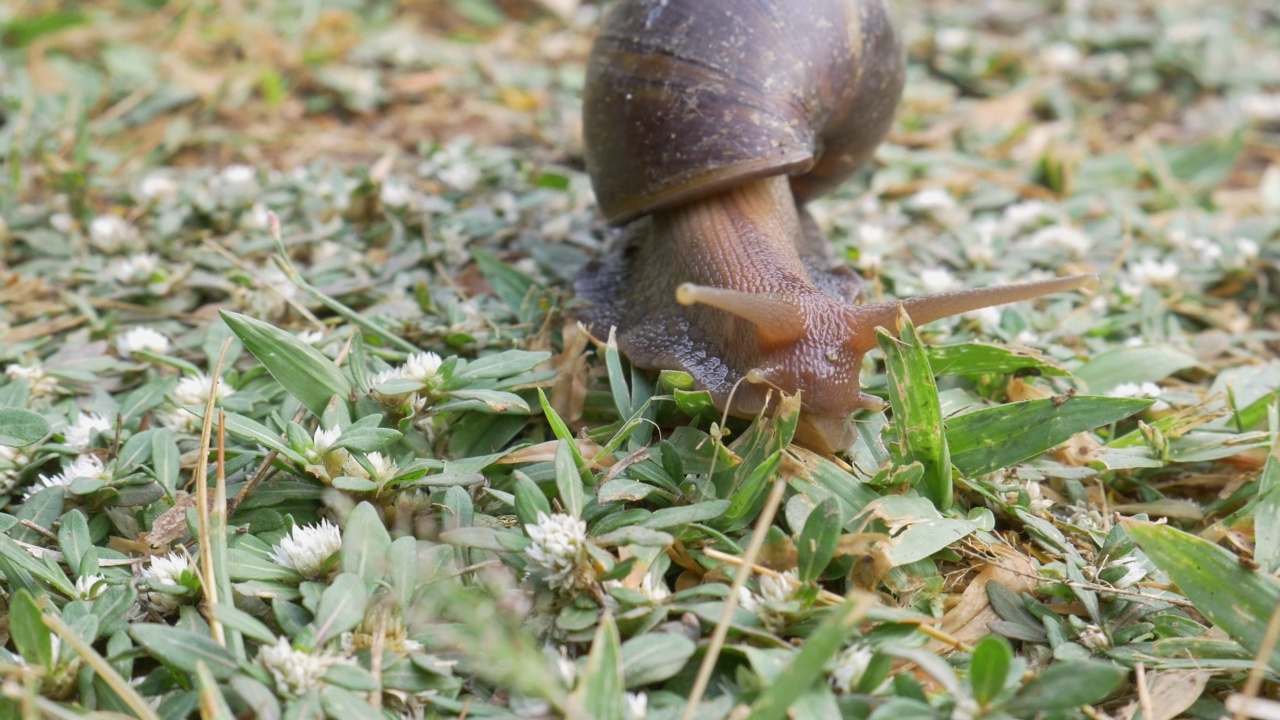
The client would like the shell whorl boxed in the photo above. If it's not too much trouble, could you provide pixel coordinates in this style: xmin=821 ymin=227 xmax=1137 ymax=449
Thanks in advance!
xmin=583 ymin=0 xmax=906 ymax=226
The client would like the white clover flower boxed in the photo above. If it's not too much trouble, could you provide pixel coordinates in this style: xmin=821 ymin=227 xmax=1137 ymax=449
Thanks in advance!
xmin=1109 ymin=381 xmax=1169 ymax=411
xmin=1040 ymin=42 xmax=1083 ymax=74
xmin=638 ymin=573 xmax=670 ymax=604
xmin=74 ymin=574 xmax=107 ymax=600
xmin=139 ymin=551 xmax=197 ymax=616
xmin=88 ymin=215 xmax=137 ymax=253
xmin=0 ymin=445 xmax=30 ymax=495
xmin=258 ymin=637 xmax=347 ymax=697
xmin=136 ymin=172 xmax=179 ymax=202
xmin=1026 ymin=225 xmax=1092 ymax=258
xmin=116 ymin=327 xmax=171 ymax=359
xmin=920 ymin=268 xmax=961 ymax=294
xmin=1187 ymin=236 xmax=1223 ymax=264
xmin=438 ymin=161 xmax=482 ymax=192
xmin=64 ymin=412 xmax=112 ymax=451
xmin=6 ymin=364 xmax=61 ymax=398
xmin=934 ymin=27 xmax=969 ymax=52
xmin=401 ymin=352 xmax=443 ymax=387
xmin=268 ymin=519 xmax=342 ymax=579
xmin=1078 ymin=624 xmax=1110 ymax=651
xmin=173 ymin=374 xmax=234 ymax=406
xmin=1121 ymin=257 xmax=1179 ymax=295
xmin=737 ymin=585 xmax=762 ymax=616
xmin=829 ymin=644 xmax=874 ymax=694
xmin=1001 ymin=200 xmax=1052 ymax=233
xmin=525 ymin=512 xmax=594 ymax=594
xmin=308 ymin=427 xmax=342 ymax=462
xmin=1022 ymin=480 xmax=1053 ymax=514
xmin=624 ymin=691 xmax=648 ymax=720
xmin=757 ymin=569 xmax=799 ymax=605
xmin=241 ymin=202 xmax=272 ymax=231
xmin=297 ymin=329 xmax=325 ymax=344
xmin=216 ymin=164 xmax=259 ymax=197
xmin=1241 ymin=93 xmax=1280 ymax=124
xmin=1101 ymin=555 xmax=1148 ymax=589
xmin=50 ymin=212 xmax=76 ymax=233
xmin=24 ymin=452 xmax=110 ymax=500
xmin=907 ymin=188 xmax=957 ymax=214
xmin=108 ymin=253 xmax=162 ymax=284
xmin=380 ymin=180 xmax=414 ymax=208
xmin=304 ymin=427 xmax=349 ymax=482
xmin=340 ymin=451 xmax=398 ymax=484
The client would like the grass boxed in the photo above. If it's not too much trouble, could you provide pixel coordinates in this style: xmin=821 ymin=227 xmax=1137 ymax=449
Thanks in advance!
xmin=2 ymin=0 xmax=1280 ymax=718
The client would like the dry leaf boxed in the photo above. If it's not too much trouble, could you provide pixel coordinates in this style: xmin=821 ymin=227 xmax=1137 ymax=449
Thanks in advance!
xmin=927 ymin=544 xmax=1037 ymax=653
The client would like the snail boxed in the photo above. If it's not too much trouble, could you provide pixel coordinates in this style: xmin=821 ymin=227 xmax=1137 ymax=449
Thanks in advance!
xmin=574 ymin=0 xmax=1096 ymax=453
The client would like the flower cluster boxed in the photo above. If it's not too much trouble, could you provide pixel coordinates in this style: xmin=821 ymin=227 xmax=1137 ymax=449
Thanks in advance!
xmin=137 ymin=551 xmax=199 ymax=617
xmin=370 ymin=351 xmax=445 ymax=412
xmin=24 ymin=454 xmax=111 ymax=501
xmin=268 ymin=520 xmax=343 ymax=579
xmin=257 ymin=637 xmax=350 ymax=697
xmin=525 ymin=512 xmax=595 ymax=595
xmin=156 ymin=374 xmax=235 ymax=433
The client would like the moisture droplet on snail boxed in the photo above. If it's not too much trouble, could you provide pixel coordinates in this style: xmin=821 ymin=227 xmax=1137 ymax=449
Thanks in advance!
xmin=573 ymin=0 xmax=1096 ymax=453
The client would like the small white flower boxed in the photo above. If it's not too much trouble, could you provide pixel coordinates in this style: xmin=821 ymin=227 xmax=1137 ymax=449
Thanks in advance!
xmin=757 ymin=570 xmax=798 ymax=605
xmin=297 ymin=329 xmax=325 ymax=344
xmin=964 ymin=306 xmax=1002 ymax=327
xmin=1102 ymin=555 xmax=1148 ymax=589
xmin=309 ymin=427 xmax=342 ymax=462
xmin=401 ymin=352 xmax=443 ymax=387
xmin=1230 ymin=237 xmax=1260 ymax=268
xmin=6 ymin=364 xmax=61 ymax=398
xmin=638 ymin=573 xmax=670 ymax=604
xmin=139 ymin=551 xmax=197 ymax=616
xmin=1026 ymin=225 xmax=1092 ymax=257
xmin=829 ymin=644 xmax=874 ymax=694
xmin=438 ymin=162 xmax=482 ymax=192
xmin=737 ymin=585 xmax=762 ymax=615
xmin=1110 ymin=381 xmax=1168 ymax=411
xmin=1078 ymin=624 xmax=1110 ymax=651
xmin=50 ymin=212 xmax=76 ymax=233
xmin=24 ymin=453 xmax=110 ymax=500
xmin=1241 ymin=93 xmax=1280 ymax=124
xmin=173 ymin=374 xmax=233 ymax=406
xmin=88 ymin=215 xmax=138 ymax=253
xmin=74 ymin=574 xmax=107 ymax=600
xmin=304 ymin=427 xmax=348 ymax=482
xmin=117 ymin=327 xmax=171 ymax=359
xmin=108 ymin=253 xmax=162 ymax=284
xmin=341 ymin=451 xmax=398 ymax=483
xmin=1122 ymin=257 xmax=1179 ymax=295
xmin=934 ymin=27 xmax=969 ymax=53
xmin=241 ymin=202 xmax=272 ymax=231
xmin=1023 ymin=481 xmax=1053 ymax=514
xmin=268 ymin=519 xmax=343 ymax=579
xmin=1187 ymin=236 xmax=1223 ymax=264
xmin=136 ymin=172 xmax=179 ymax=202
xmin=624 ymin=691 xmax=648 ymax=720
xmin=380 ymin=180 xmax=414 ymax=208
xmin=258 ymin=636 xmax=347 ymax=697
xmin=1001 ymin=201 xmax=1052 ymax=233
xmin=920 ymin=268 xmax=961 ymax=294
xmin=1040 ymin=42 xmax=1083 ymax=74
xmin=64 ymin=412 xmax=112 ymax=451
xmin=216 ymin=164 xmax=259 ymax=196
xmin=525 ymin=512 xmax=594 ymax=594
xmin=907 ymin=188 xmax=957 ymax=214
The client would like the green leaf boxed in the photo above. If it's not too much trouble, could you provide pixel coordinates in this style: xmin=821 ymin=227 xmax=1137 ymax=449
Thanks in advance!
xmin=969 ymin=635 xmax=1012 ymax=707
xmin=1123 ymin=519 xmax=1280 ymax=671
xmin=331 ymin=427 xmax=402 ymax=453
xmin=196 ymin=661 xmax=238 ymax=720
xmin=1003 ymin=659 xmax=1126 ymax=714
xmin=513 ymin=470 xmax=552 ymax=528
xmin=57 ymin=510 xmax=92 ymax=577
xmin=320 ymin=686 xmax=382 ymax=719
xmin=226 ymin=547 xmax=301 ymax=582
xmin=928 ymin=342 xmax=1071 ymax=378
xmin=453 ymin=350 xmax=550 ymax=381
xmin=747 ymin=596 xmax=873 ymax=720
xmin=620 ymin=633 xmax=696 ymax=688
xmin=213 ymin=603 xmax=277 ymax=644
xmin=1073 ymin=345 xmax=1198 ymax=394
xmin=575 ymin=613 xmax=625 ymax=720
xmin=641 ymin=500 xmax=731 ymax=530
xmin=10 ymin=590 xmax=53 ymax=671
xmin=151 ymin=428 xmax=181 ymax=496
xmin=879 ymin=314 xmax=951 ymax=510
xmin=220 ymin=310 xmax=352 ymax=418
xmin=471 ymin=248 xmax=539 ymax=316
xmin=131 ymin=624 xmax=239 ymax=680
xmin=340 ymin=502 xmax=391 ymax=584
xmin=310 ymin=573 xmax=368 ymax=648
xmin=796 ymin=497 xmax=841 ymax=583
xmin=555 ymin=440 xmax=585 ymax=518
xmin=948 ymin=396 xmax=1151 ymax=477
xmin=0 ymin=407 xmax=49 ymax=446
xmin=221 ymin=412 xmax=307 ymax=464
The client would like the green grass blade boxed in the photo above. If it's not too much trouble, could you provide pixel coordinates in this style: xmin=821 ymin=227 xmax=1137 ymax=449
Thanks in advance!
xmin=948 ymin=396 xmax=1151 ymax=477
xmin=220 ymin=310 xmax=352 ymax=418
xmin=878 ymin=312 xmax=951 ymax=510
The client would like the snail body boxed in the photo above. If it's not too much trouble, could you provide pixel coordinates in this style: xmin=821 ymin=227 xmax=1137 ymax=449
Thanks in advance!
xmin=575 ymin=0 xmax=1095 ymax=452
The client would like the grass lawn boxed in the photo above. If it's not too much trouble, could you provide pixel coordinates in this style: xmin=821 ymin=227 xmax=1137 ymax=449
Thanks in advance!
xmin=2 ymin=0 xmax=1279 ymax=718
